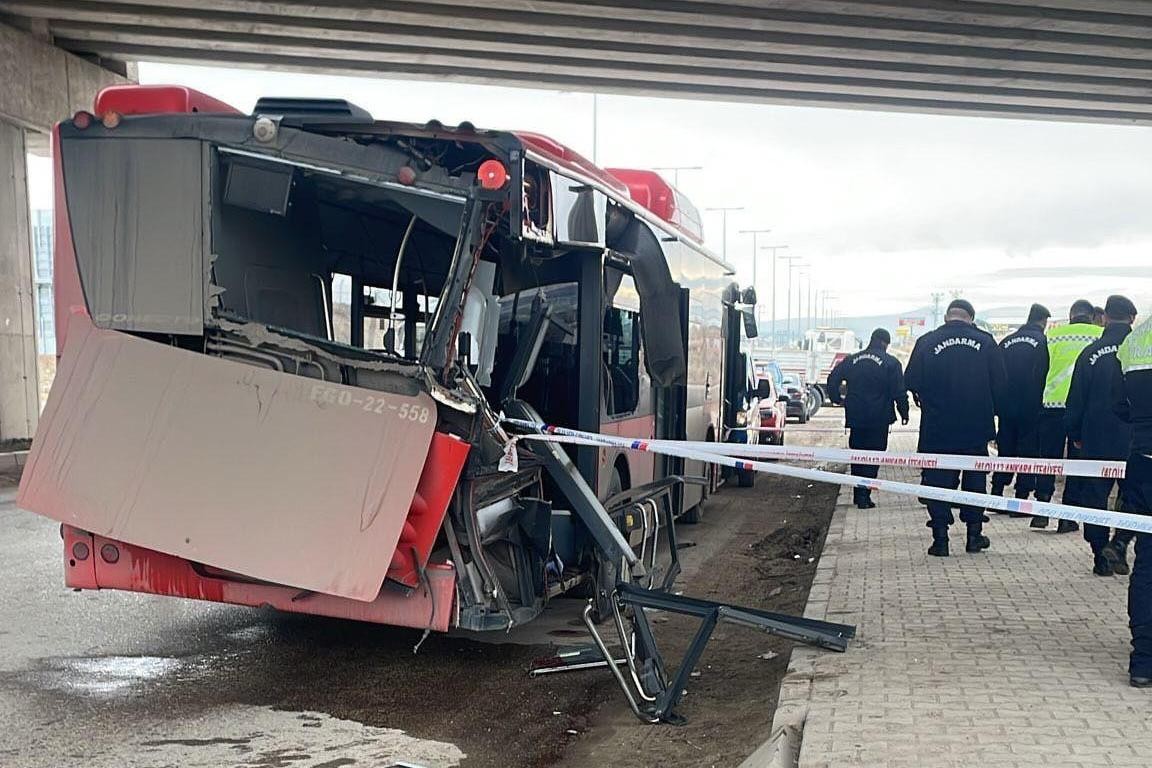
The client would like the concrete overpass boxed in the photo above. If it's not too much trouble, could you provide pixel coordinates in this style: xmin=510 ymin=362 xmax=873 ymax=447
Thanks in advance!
xmin=3 ymin=1 xmax=1152 ymax=124
xmin=0 ymin=1 xmax=1149 ymax=440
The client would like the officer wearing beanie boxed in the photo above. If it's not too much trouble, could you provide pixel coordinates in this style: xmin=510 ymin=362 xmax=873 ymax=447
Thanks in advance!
xmin=1032 ymin=299 xmax=1104 ymax=531
xmin=906 ymin=299 xmax=1007 ymax=556
xmin=827 ymin=328 xmax=910 ymax=509
xmin=1066 ymin=295 xmax=1138 ymax=576
xmin=991 ymin=303 xmax=1051 ymax=506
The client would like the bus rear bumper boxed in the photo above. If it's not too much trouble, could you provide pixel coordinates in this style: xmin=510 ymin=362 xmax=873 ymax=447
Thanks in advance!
xmin=62 ymin=526 xmax=457 ymax=632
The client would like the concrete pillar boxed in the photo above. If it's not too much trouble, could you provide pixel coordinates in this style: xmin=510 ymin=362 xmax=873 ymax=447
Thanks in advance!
xmin=0 ymin=121 xmax=38 ymax=443
xmin=0 ymin=21 xmax=128 ymax=443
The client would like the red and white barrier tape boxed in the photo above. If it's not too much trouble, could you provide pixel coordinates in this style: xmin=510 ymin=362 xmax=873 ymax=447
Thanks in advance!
xmin=502 ymin=419 xmax=1152 ymax=535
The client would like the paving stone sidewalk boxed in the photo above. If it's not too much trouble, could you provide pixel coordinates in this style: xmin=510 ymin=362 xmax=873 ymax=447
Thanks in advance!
xmin=770 ymin=464 xmax=1152 ymax=768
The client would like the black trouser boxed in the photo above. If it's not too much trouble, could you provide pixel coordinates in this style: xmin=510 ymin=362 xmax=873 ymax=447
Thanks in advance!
xmin=849 ymin=425 xmax=888 ymax=504
xmin=1034 ymin=408 xmax=1070 ymax=502
xmin=922 ymin=445 xmax=988 ymax=534
xmin=1125 ymin=454 xmax=1152 ymax=679
xmin=1079 ymin=476 xmax=1135 ymax=551
xmin=991 ymin=418 xmax=1040 ymax=498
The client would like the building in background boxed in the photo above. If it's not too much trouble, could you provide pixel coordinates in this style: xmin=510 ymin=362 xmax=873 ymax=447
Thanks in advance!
xmin=31 ymin=208 xmax=55 ymax=356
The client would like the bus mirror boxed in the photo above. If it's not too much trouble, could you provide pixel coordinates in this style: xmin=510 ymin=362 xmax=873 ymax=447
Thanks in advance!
xmin=755 ymin=379 xmax=773 ymax=398
xmin=722 ymin=282 xmax=741 ymax=305
xmin=742 ymin=309 xmax=759 ymax=339
xmin=741 ymin=287 xmax=757 ymax=306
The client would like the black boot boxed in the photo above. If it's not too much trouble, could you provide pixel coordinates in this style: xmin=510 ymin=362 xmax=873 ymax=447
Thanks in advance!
xmin=966 ymin=525 xmax=990 ymax=553
xmin=1030 ymin=515 xmax=1049 ymax=529
xmin=1093 ymin=554 xmax=1114 ymax=577
xmin=1056 ymin=519 xmax=1080 ymax=534
xmin=856 ymin=490 xmax=876 ymax=510
xmin=928 ymin=527 xmax=950 ymax=557
xmin=1102 ymin=539 xmax=1131 ymax=576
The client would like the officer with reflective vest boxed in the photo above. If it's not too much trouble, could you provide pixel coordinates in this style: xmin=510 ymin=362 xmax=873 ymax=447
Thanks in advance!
xmin=1031 ymin=299 xmax=1104 ymax=531
xmin=1115 ymin=315 xmax=1152 ymax=688
xmin=991 ymin=303 xmax=1050 ymax=506
xmin=1066 ymin=295 xmax=1137 ymax=576
xmin=906 ymin=299 xmax=1006 ymax=556
xmin=827 ymin=328 xmax=910 ymax=509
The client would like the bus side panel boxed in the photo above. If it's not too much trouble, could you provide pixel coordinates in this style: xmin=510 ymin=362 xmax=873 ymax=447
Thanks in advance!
xmin=676 ymin=242 xmax=726 ymax=510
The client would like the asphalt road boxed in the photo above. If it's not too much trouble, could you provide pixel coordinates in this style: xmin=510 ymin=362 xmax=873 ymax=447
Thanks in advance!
xmin=0 ymin=487 xmax=467 ymax=768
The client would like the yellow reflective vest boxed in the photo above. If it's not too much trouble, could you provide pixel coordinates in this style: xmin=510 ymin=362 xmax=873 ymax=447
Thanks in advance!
xmin=1043 ymin=322 xmax=1103 ymax=409
xmin=1119 ymin=317 xmax=1152 ymax=374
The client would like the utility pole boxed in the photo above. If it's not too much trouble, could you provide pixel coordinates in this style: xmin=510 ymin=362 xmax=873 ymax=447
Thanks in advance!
xmin=653 ymin=165 xmax=703 ymax=188
xmin=705 ymin=206 xmax=744 ymax=262
xmin=738 ymin=228 xmax=772 ymax=316
xmin=762 ymin=245 xmax=789 ymax=349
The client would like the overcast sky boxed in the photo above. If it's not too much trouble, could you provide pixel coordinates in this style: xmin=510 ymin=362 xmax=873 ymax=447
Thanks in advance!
xmin=34 ymin=61 xmax=1152 ymax=323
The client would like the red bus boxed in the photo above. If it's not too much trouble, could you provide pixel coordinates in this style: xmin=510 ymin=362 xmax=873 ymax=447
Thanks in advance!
xmin=19 ymin=85 xmax=762 ymax=634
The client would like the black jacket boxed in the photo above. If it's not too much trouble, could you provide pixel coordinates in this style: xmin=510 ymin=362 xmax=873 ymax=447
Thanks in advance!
xmin=827 ymin=346 xmax=909 ymax=428
xmin=905 ymin=320 xmax=1006 ymax=452
xmin=1065 ymin=323 xmax=1131 ymax=460
xmin=998 ymin=322 xmax=1048 ymax=425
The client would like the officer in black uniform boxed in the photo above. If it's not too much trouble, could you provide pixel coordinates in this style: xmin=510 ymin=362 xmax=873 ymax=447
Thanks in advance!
xmin=1067 ymin=295 xmax=1138 ymax=576
xmin=827 ymin=328 xmax=910 ymax=509
xmin=906 ymin=299 xmax=1006 ymax=557
xmin=1114 ymin=314 xmax=1152 ymax=687
xmin=991 ymin=303 xmax=1050 ymax=507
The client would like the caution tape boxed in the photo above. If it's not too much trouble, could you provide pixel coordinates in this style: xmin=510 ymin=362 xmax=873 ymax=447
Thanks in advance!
xmin=699 ymin=443 xmax=1122 ymax=479
xmin=503 ymin=419 xmax=1152 ymax=535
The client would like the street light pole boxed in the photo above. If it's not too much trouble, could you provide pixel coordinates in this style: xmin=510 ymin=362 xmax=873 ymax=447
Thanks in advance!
xmin=705 ymin=206 xmax=744 ymax=262
xmin=761 ymin=244 xmax=788 ymax=349
xmin=779 ymin=254 xmax=803 ymax=348
xmin=738 ymin=228 xmax=772 ymax=312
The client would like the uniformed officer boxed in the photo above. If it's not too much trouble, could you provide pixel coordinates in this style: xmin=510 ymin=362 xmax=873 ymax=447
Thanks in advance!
xmin=991 ymin=303 xmax=1050 ymax=507
xmin=906 ymin=299 xmax=1006 ymax=556
xmin=1066 ymin=295 xmax=1137 ymax=576
xmin=1115 ymin=315 xmax=1152 ymax=687
xmin=827 ymin=328 xmax=910 ymax=509
xmin=1031 ymin=299 xmax=1104 ymax=531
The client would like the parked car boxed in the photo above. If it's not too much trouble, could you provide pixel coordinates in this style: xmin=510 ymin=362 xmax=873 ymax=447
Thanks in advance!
xmin=755 ymin=372 xmax=787 ymax=447
xmin=780 ymin=374 xmax=821 ymax=424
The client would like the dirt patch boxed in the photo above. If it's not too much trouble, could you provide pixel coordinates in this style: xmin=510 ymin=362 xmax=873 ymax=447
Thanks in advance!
xmin=552 ymin=475 xmax=840 ymax=768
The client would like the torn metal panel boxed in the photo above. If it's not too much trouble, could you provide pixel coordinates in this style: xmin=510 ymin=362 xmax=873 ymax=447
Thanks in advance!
xmin=19 ymin=316 xmax=436 ymax=602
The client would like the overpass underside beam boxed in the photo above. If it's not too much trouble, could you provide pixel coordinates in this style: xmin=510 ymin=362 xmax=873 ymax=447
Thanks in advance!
xmin=2 ymin=0 xmax=1151 ymax=124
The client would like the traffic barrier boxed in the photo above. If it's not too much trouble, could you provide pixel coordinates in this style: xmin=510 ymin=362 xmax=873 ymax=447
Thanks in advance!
xmin=503 ymin=419 xmax=1152 ymax=535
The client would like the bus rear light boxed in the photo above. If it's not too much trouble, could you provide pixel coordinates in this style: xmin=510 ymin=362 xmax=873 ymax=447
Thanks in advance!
xmin=101 ymin=111 xmax=122 ymax=129
xmin=72 ymin=111 xmax=93 ymax=129
xmin=397 ymin=166 xmax=417 ymax=186
xmin=477 ymin=159 xmax=508 ymax=190
xmin=71 ymin=541 xmax=90 ymax=561
xmin=100 ymin=543 xmax=120 ymax=564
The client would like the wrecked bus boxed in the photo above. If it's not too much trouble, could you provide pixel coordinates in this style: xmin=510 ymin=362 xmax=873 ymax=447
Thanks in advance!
xmin=19 ymin=84 xmax=764 ymax=636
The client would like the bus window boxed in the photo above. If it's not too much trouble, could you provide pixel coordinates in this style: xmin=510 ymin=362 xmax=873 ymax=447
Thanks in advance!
xmin=604 ymin=306 xmax=641 ymax=416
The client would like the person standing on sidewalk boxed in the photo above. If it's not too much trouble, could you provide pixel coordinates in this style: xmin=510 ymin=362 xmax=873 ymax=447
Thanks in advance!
xmin=1115 ymin=315 xmax=1152 ymax=687
xmin=906 ymin=299 xmax=1006 ymax=557
xmin=1031 ymin=299 xmax=1103 ymax=532
xmin=827 ymin=328 xmax=910 ymax=510
xmin=990 ymin=303 xmax=1050 ymax=508
xmin=1066 ymin=295 xmax=1137 ymax=576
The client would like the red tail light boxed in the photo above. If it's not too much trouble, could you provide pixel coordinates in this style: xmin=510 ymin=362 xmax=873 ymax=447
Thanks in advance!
xmin=477 ymin=159 xmax=508 ymax=190
xmin=72 ymin=111 xmax=93 ymax=129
